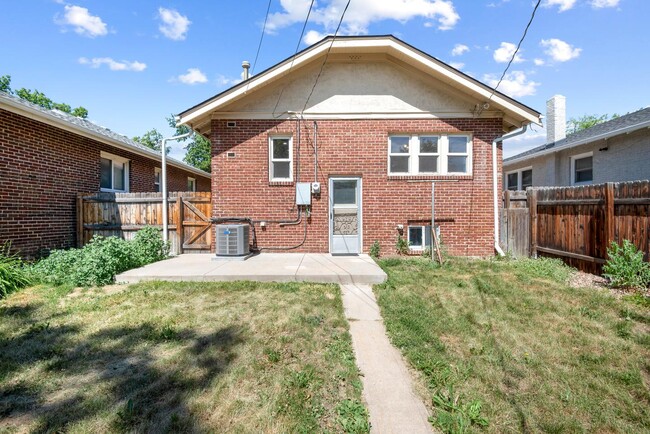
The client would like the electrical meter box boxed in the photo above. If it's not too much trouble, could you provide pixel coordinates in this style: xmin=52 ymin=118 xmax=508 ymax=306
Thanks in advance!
xmin=296 ymin=182 xmax=312 ymax=205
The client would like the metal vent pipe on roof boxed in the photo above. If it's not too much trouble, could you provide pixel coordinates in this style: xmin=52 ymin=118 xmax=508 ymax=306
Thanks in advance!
xmin=242 ymin=61 xmax=250 ymax=80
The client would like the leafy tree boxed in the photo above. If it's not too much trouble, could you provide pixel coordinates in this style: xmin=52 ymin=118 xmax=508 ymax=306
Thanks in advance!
xmin=566 ymin=113 xmax=619 ymax=135
xmin=133 ymin=128 xmax=164 ymax=151
xmin=167 ymin=115 xmax=211 ymax=172
xmin=1 ymin=74 xmax=89 ymax=118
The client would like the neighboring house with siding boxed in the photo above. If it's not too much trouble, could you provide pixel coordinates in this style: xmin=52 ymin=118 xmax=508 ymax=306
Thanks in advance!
xmin=504 ymin=95 xmax=650 ymax=190
xmin=0 ymin=90 xmax=210 ymax=257
xmin=178 ymin=35 xmax=541 ymax=257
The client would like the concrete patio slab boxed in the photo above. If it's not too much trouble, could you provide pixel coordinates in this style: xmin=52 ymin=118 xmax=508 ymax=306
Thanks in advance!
xmin=116 ymin=253 xmax=387 ymax=285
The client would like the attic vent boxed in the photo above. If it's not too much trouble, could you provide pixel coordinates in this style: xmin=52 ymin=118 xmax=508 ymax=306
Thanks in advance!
xmin=226 ymin=121 xmax=237 ymax=128
xmin=348 ymin=55 xmax=362 ymax=61
xmin=227 ymin=152 xmax=236 ymax=158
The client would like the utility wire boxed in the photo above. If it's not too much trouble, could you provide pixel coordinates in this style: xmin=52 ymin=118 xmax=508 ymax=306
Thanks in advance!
xmin=301 ymin=0 xmax=351 ymax=113
xmin=251 ymin=0 xmax=273 ymax=75
xmin=272 ymin=0 xmax=316 ymax=117
xmin=488 ymin=0 xmax=541 ymax=100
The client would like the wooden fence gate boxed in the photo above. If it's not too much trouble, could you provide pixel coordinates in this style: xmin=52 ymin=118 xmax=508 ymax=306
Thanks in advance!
xmin=77 ymin=191 xmax=212 ymax=254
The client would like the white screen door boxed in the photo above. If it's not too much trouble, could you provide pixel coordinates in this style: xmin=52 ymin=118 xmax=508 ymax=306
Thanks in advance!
xmin=329 ymin=177 xmax=361 ymax=254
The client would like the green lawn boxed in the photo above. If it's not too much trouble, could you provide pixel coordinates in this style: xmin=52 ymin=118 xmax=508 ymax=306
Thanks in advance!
xmin=375 ymin=257 xmax=650 ymax=434
xmin=0 ymin=281 xmax=368 ymax=433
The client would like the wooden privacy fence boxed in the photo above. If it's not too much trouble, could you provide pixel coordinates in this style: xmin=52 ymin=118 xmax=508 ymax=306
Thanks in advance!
xmin=501 ymin=180 xmax=650 ymax=273
xmin=77 ymin=191 xmax=212 ymax=255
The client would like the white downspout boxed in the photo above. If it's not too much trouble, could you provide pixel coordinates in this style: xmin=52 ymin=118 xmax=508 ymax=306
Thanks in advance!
xmin=492 ymin=124 xmax=528 ymax=256
xmin=161 ymin=130 xmax=192 ymax=247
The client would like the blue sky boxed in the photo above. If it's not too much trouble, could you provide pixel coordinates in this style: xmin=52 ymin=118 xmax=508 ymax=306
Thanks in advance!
xmin=1 ymin=0 xmax=648 ymax=159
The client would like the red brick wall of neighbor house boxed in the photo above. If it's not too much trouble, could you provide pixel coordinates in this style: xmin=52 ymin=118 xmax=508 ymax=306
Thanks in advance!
xmin=0 ymin=108 xmax=210 ymax=257
xmin=211 ymin=118 xmax=504 ymax=256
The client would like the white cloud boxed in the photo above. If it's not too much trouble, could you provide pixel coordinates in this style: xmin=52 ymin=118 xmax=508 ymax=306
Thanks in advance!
xmin=534 ymin=58 xmax=545 ymax=66
xmin=451 ymin=43 xmax=469 ymax=56
xmin=541 ymin=0 xmax=577 ymax=12
xmin=304 ymin=30 xmax=326 ymax=45
xmin=78 ymin=57 xmax=146 ymax=72
xmin=56 ymin=5 xmax=108 ymax=37
xmin=591 ymin=0 xmax=620 ymax=8
xmin=176 ymin=68 xmax=208 ymax=85
xmin=158 ymin=7 xmax=191 ymax=41
xmin=266 ymin=0 xmax=460 ymax=36
xmin=448 ymin=61 xmax=464 ymax=70
xmin=493 ymin=42 xmax=524 ymax=63
xmin=483 ymin=71 xmax=539 ymax=98
xmin=540 ymin=38 xmax=581 ymax=62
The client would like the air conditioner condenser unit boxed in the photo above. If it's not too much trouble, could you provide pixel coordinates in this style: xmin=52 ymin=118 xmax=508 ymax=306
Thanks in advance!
xmin=215 ymin=224 xmax=251 ymax=259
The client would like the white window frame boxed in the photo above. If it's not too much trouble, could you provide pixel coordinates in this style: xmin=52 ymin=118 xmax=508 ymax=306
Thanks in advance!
xmin=571 ymin=152 xmax=593 ymax=186
xmin=505 ymin=166 xmax=533 ymax=190
xmin=407 ymin=225 xmax=432 ymax=251
xmin=269 ymin=136 xmax=293 ymax=182
xmin=187 ymin=177 xmax=196 ymax=192
xmin=100 ymin=151 xmax=130 ymax=192
xmin=154 ymin=167 xmax=161 ymax=192
xmin=388 ymin=134 xmax=472 ymax=176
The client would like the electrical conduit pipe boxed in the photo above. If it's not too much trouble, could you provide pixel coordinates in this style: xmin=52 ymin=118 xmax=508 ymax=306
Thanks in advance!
xmin=492 ymin=124 xmax=528 ymax=256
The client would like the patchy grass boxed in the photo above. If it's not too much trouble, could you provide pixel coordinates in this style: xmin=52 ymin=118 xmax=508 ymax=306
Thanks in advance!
xmin=375 ymin=257 xmax=650 ymax=434
xmin=0 ymin=281 xmax=367 ymax=433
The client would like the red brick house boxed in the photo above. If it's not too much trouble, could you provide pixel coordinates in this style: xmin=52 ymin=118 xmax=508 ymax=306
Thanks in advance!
xmin=0 ymin=91 xmax=210 ymax=257
xmin=178 ymin=36 xmax=541 ymax=256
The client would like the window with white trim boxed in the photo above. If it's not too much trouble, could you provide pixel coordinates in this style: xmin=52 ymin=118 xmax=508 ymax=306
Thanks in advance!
xmin=269 ymin=136 xmax=292 ymax=181
xmin=100 ymin=152 xmax=129 ymax=192
xmin=571 ymin=152 xmax=593 ymax=185
xmin=408 ymin=225 xmax=432 ymax=251
xmin=388 ymin=135 xmax=471 ymax=175
xmin=187 ymin=177 xmax=196 ymax=192
xmin=505 ymin=167 xmax=533 ymax=191
xmin=154 ymin=168 xmax=161 ymax=192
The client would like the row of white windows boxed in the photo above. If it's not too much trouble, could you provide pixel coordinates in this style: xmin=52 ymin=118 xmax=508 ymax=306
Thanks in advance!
xmin=269 ymin=134 xmax=473 ymax=181
xmin=505 ymin=152 xmax=593 ymax=190
xmin=100 ymin=152 xmax=196 ymax=193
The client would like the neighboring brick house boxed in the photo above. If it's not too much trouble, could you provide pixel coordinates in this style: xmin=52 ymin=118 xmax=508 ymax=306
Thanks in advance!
xmin=504 ymin=95 xmax=650 ymax=189
xmin=178 ymin=35 xmax=541 ymax=256
xmin=0 ymin=91 xmax=210 ymax=257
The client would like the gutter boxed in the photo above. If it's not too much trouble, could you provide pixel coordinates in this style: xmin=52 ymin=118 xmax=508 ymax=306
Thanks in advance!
xmin=493 ymin=125 xmax=528 ymax=256
xmin=504 ymin=119 xmax=650 ymax=167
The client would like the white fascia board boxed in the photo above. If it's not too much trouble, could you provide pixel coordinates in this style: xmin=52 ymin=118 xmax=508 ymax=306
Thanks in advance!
xmin=504 ymin=120 xmax=650 ymax=167
xmin=179 ymin=36 xmax=541 ymax=128
xmin=210 ymin=111 xmax=505 ymax=120
xmin=1 ymin=96 xmax=210 ymax=178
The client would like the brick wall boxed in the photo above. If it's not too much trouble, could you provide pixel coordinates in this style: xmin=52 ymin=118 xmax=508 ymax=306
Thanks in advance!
xmin=0 ymin=108 xmax=210 ymax=257
xmin=211 ymin=118 xmax=504 ymax=256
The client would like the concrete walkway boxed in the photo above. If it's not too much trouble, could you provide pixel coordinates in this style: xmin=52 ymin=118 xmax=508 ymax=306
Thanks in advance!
xmin=342 ymin=283 xmax=433 ymax=434
xmin=116 ymin=253 xmax=386 ymax=285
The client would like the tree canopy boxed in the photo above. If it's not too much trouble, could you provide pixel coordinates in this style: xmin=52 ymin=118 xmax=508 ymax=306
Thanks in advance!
xmin=566 ymin=113 xmax=619 ymax=135
xmin=132 ymin=128 xmax=164 ymax=151
xmin=1 ymin=75 xmax=89 ymax=119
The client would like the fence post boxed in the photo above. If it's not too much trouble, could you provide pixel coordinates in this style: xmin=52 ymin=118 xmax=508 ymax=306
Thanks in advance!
xmin=528 ymin=188 xmax=538 ymax=258
xmin=76 ymin=193 xmax=84 ymax=248
xmin=176 ymin=194 xmax=184 ymax=254
xmin=504 ymin=189 xmax=511 ymax=209
xmin=604 ymin=182 xmax=615 ymax=250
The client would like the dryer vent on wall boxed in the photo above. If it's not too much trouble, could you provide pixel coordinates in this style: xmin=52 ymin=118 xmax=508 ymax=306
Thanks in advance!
xmin=215 ymin=224 xmax=250 ymax=256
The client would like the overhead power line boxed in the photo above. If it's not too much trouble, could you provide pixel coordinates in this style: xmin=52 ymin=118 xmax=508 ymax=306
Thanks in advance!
xmin=488 ymin=0 xmax=541 ymax=100
xmin=302 ymin=0 xmax=351 ymax=113
xmin=251 ymin=0 xmax=273 ymax=75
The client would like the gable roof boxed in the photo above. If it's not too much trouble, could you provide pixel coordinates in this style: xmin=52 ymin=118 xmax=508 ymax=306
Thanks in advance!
xmin=0 ymin=90 xmax=210 ymax=178
xmin=505 ymin=106 xmax=650 ymax=165
xmin=178 ymin=35 xmax=541 ymax=134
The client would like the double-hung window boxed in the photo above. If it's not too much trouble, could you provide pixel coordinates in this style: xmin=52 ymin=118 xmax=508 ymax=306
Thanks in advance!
xmin=100 ymin=152 xmax=129 ymax=192
xmin=269 ymin=136 xmax=292 ymax=181
xmin=571 ymin=152 xmax=593 ymax=185
xmin=505 ymin=167 xmax=533 ymax=190
xmin=388 ymin=135 xmax=471 ymax=175
xmin=187 ymin=177 xmax=196 ymax=192
xmin=154 ymin=168 xmax=161 ymax=192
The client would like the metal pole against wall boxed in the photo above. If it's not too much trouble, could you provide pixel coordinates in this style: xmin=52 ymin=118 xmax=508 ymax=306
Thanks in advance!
xmin=431 ymin=182 xmax=435 ymax=262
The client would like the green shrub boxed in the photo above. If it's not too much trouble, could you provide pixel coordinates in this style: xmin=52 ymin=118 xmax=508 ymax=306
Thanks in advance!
xmin=0 ymin=244 xmax=31 ymax=298
xmin=369 ymin=241 xmax=381 ymax=258
xmin=131 ymin=226 xmax=169 ymax=266
xmin=395 ymin=235 xmax=409 ymax=255
xmin=603 ymin=240 xmax=650 ymax=289
xmin=32 ymin=227 xmax=169 ymax=287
